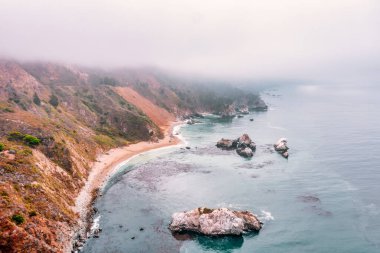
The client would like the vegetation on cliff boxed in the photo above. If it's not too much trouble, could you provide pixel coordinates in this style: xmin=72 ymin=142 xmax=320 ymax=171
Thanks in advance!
xmin=0 ymin=60 xmax=266 ymax=252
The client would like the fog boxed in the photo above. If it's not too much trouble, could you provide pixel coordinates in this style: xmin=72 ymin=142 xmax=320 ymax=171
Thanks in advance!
xmin=0 ymin=0 xmax=379 ymax=81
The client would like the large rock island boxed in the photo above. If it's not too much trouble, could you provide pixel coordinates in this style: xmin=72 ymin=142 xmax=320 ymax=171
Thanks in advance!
xmin=169 ymin=207 xmax=262 ymax=236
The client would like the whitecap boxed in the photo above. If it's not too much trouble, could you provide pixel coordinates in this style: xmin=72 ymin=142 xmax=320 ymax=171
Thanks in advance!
xmin=259 ymin=210 xmax=274 ymax=221
xmin=172 ymin=123 xmax=188 ymax=145
xmin=90 ymin=215 xmax=101 ymax=234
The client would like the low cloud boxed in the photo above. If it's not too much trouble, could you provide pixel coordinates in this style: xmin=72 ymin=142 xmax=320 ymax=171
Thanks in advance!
xmin=1 ymin=0 xmax=379 ymax=81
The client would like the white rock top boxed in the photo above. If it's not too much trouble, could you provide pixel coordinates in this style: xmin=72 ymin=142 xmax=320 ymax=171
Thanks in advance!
xmin=169 ymin=207 xmax=262 ymax=236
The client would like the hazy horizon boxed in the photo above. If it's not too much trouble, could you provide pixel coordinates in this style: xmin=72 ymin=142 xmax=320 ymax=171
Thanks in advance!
xmin=1 ymin=0 xmax=379 ymax=82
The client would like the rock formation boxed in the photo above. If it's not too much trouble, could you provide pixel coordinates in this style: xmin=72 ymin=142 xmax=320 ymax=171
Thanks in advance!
xmin=236 ymin=147 xmax=253 ymax=157
xmin=274 ymin=138 xmax=289 ymax=158
xmin=216 ymin=138 xmax=237 ymax=150
xmin=216 ymin=134 xmax=256 ymax=158
xmin=169 ymin=207 xmax=262 ymax=236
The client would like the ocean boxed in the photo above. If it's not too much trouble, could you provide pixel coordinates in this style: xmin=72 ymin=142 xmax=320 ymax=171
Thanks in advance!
xmin=83 ymin=84 xmax=380 ymax=253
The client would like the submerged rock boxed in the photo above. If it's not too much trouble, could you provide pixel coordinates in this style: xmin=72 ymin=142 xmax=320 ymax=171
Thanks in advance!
xmin=169 ymin=207 xmax=262 ymax=236
xmin=274 ymin=138 xmax=289 ymax=158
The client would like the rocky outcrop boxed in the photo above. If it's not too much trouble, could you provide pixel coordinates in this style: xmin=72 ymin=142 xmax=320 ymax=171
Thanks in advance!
xmin=274 ymin=138 xmax=289 ymax=158
xmin=186 ymin=118 xmax=202 ymax=125
xmin=187 ymin=119 xmax=195 ymax=125
xmin=236 ymin=134 xmax=255 ymax=157
xmin=216 ymin=138 xmax=237 ymax=150
xmin=216 ymin=134 xmax=256 ymax=158
xmin=236 ymin=134 xmax=256 ymax=150
xmin=220 ymin=104 xmax=237 ymax=118
xmin=249 ymin=99 xmax=268 ymax=111
xmin=236 ymin=147 xmax=253 ymax=157
xmin=169 ymin=207 xmax=262 ymax=236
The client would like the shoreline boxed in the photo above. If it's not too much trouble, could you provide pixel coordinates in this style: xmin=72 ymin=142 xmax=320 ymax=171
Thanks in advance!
xmin=71 ymin=121 xmax=184 ymax=251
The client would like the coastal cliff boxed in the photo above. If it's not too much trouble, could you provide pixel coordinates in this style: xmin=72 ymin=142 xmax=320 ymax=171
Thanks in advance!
xmin=0 ymin=60 xmax=266 ymax=252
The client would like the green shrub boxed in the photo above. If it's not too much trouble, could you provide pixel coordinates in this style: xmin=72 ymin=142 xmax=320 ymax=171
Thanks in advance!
xmin=23 ymin=135 xmax=41 ymax=146
xmin=33 ymin=92 xmax=41 ymax=106
xmin=2 ymin=107 xmax=14 ymax=113
xmin=8 ymin=131 xmax=24 ymax=141
xmin=49 ymin=94 xmax=59 ymax=107
xmin=20 ymin=148 xmax=33 ymax=156
xmin=93 ymin=134 xmax=115 ymax=147
xmin=0 ymin=143 xmax=4 ymax=152
xmin=11 ymin=214 xmax=25 ymax=225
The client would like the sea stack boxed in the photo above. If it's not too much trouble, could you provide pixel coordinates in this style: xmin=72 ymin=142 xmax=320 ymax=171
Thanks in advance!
xmin=274 ymin=138 xmax=289 ymax=158
xmin=216 ymin=134 xmax=256 ymax=158
xmin=169 ymin=207 xmax=262 ymax=236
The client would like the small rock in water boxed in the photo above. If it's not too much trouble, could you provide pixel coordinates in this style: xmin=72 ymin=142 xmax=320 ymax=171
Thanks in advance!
xmin=185 ymin=146 xmax=191 ymax=149
xmin=139 ymin=227 xmax=144 ymax=231
xmin=216 ymin=138 xmax=237 ymax=150
xmin=131 ymin=236 xmax=135 ymax=240
xmin=250 ymin=118 xmax=254 ymax=121
xmin=274 ymin=138 xmax=289 ymax=158
xmin=93 ymin=228 xmax=101 ymax=238
xmin=119 ymin=225 xmax=123 ymax=228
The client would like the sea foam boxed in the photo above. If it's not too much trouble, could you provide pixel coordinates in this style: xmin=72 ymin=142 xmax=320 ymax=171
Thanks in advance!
xmin=260 ymin=210 xmax=274 ymax=221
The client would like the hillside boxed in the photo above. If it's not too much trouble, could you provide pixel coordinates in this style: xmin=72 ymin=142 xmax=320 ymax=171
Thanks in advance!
xmin=0 ymin=60 xmax=266 ymax=252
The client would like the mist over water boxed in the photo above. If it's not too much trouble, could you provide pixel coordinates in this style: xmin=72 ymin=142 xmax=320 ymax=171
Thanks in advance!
xmin=83 ymin=83 xmax=380 ymax=253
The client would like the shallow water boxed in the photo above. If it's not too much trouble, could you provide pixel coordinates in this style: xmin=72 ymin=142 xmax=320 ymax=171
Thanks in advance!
xmin=83 ymin=84 xmax=380 ymax=253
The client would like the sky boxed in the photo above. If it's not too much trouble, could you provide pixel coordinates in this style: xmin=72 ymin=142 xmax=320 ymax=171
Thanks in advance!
xmin=0 ymin=0 xmax=379 ymax=81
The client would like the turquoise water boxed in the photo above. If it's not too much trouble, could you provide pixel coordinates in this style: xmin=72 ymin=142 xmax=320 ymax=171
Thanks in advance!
xmin=83 ymin=84 xmax=380 ymax=253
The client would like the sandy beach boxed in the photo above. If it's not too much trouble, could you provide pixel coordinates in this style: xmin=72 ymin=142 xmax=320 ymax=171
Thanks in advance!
xmin=74 ymin=121 xmax=183 ymax=233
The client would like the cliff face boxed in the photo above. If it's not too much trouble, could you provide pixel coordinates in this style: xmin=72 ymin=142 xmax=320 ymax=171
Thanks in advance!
xmin=0 ymin=61 xmax=162 ymax=252
xmin=0 ymin=60 xmax=266 ymax=252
